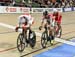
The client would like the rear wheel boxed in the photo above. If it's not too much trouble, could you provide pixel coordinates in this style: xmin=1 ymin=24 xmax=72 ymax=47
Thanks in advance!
xmin=17 ymin=33 xmax=25 ymax=52
xmin=29 ymin=31 xmax=36 ymax=49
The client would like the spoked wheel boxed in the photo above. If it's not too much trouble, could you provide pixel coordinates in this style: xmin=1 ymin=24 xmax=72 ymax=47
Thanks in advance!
xmin=41 ymin=31 xmax=48 ymax=48
xmin=17 ymin=33 xmax=26 ymax=52
xmin=29 ymin=31 xmax=36 ymax=49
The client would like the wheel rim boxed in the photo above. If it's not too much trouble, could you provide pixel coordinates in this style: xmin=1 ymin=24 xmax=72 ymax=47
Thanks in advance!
xmin=41 ymin=32 xmax=47 ymax=48
xmin=17 ymin=34 xmax=25 ymax=52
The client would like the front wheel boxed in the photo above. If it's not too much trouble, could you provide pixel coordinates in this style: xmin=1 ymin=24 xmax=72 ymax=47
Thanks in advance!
xmin=29 ymin=31 xmax=36 ymax=49
xmin=17 ymin=33 xmax=26 ymax=52
xmin=41 ymin=31 xmax=48 ymax=48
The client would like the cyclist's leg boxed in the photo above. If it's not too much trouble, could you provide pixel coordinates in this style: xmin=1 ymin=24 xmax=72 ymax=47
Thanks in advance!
xmin=29 ymin=27 xmax=32 ymax=34
xmin=57 ymin=22 xmax=61 ymax=29
xmin=57 ymin=22 xmax=61 ymax=37
xmin=46 ymin=19 xmax=52 ymax=37
xmin=44 ymin=24 xmax=47 ymax=31
xmin=55 ymin=22 xmax=58 ymax=32
xmin=49 ymin=22 xmax=55 ymax=44
xmin=23 ymin=29 xmax=28 ymax=42
xmin=28 ymin=19 xmax=34 ymax=34
xmin=22 ymin=24 xmax=29 ymax=47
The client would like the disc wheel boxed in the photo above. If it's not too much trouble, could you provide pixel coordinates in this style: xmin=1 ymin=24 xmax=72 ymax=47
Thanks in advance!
xmin=29 ymin=31 xmax=36 ymax=49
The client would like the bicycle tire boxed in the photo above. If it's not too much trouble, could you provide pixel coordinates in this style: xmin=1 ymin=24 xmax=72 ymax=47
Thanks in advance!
xmin=17 ymin=33 xmax=25 ymax=52
xmin=41 ymin=31 xmax=48 ymax=48
xmin=29 ymin=31 xmax=36 ymax=49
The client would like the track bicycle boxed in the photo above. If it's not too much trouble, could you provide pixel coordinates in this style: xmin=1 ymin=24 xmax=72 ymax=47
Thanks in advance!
xmin=17 ymin=27 xmax=36 ymax=52
xmin=41 ymin=25 xmax=54 ymax=48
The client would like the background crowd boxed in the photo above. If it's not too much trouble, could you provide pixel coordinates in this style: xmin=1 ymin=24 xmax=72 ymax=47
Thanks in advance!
xmin=0 ymin=0 xmax=75 ymax=8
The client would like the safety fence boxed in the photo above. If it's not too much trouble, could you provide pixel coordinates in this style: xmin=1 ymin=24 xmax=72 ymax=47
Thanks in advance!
xmin=0 ymin=6 xmax=75 ymax=13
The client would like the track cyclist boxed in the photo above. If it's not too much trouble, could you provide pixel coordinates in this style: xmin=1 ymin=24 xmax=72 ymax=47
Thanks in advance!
xmin=15 ymin=13 xmax=34 ymax=45
xmin=53 ymin=9 xmax=62 ymax=38
xmin=39 ymin=11 xmax=55 ymax=44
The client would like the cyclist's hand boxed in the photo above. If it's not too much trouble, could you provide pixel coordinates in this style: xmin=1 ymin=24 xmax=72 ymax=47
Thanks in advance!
xmin=39 ymin=26 xmax=42 ymax=30
xmin=15 ymin=27 xmax=18 ymax=32
xmin=22 ymin=26 xmax=27 ymax=30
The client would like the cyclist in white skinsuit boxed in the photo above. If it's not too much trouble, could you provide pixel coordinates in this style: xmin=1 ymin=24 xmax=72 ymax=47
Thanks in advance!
xmin=15 ymin=13 xmax=34 ymax=46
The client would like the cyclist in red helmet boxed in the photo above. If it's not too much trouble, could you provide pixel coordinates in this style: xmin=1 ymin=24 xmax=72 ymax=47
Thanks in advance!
xmin=53 ymin=9 xmax=62 ymax=37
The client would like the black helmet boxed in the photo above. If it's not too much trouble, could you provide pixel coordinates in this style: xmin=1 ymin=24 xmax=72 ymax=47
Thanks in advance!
xmin=43 ymin=11 xmax=48 ymax=16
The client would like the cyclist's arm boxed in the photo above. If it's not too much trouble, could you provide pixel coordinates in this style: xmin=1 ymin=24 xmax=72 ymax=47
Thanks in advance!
xmin=41 ymin=18 xmax=44 ymax=27
xmin=17 ymin=16 xmax=21 ymax=27
xmin=27 ymin=17 xmax=34 ymax=27
xmin=18 ymin=18 xmax=21 ymax=27
xmin=15 ymin=16 xmax=21 ymax=31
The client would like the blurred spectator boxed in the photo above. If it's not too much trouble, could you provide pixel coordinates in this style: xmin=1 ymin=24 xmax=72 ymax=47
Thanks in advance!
xmin=13 ymin=0 xmax=27 ymax=7
xmin=0 ymin=0 xmax=12 ymax=6
xmin=72 ymin=0 xmax=75 ymax=7
xmin=0 ymin=0 xmax=75 ymax=7
xmin=12 ymin=0 xmax=16 ymax=6
xmin=61 ymin=0 xmax=66 ymax=7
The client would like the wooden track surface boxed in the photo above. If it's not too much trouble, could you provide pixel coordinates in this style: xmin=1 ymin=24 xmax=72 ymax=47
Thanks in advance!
xmin=0 ymin=12 xmax=75 ymax=57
